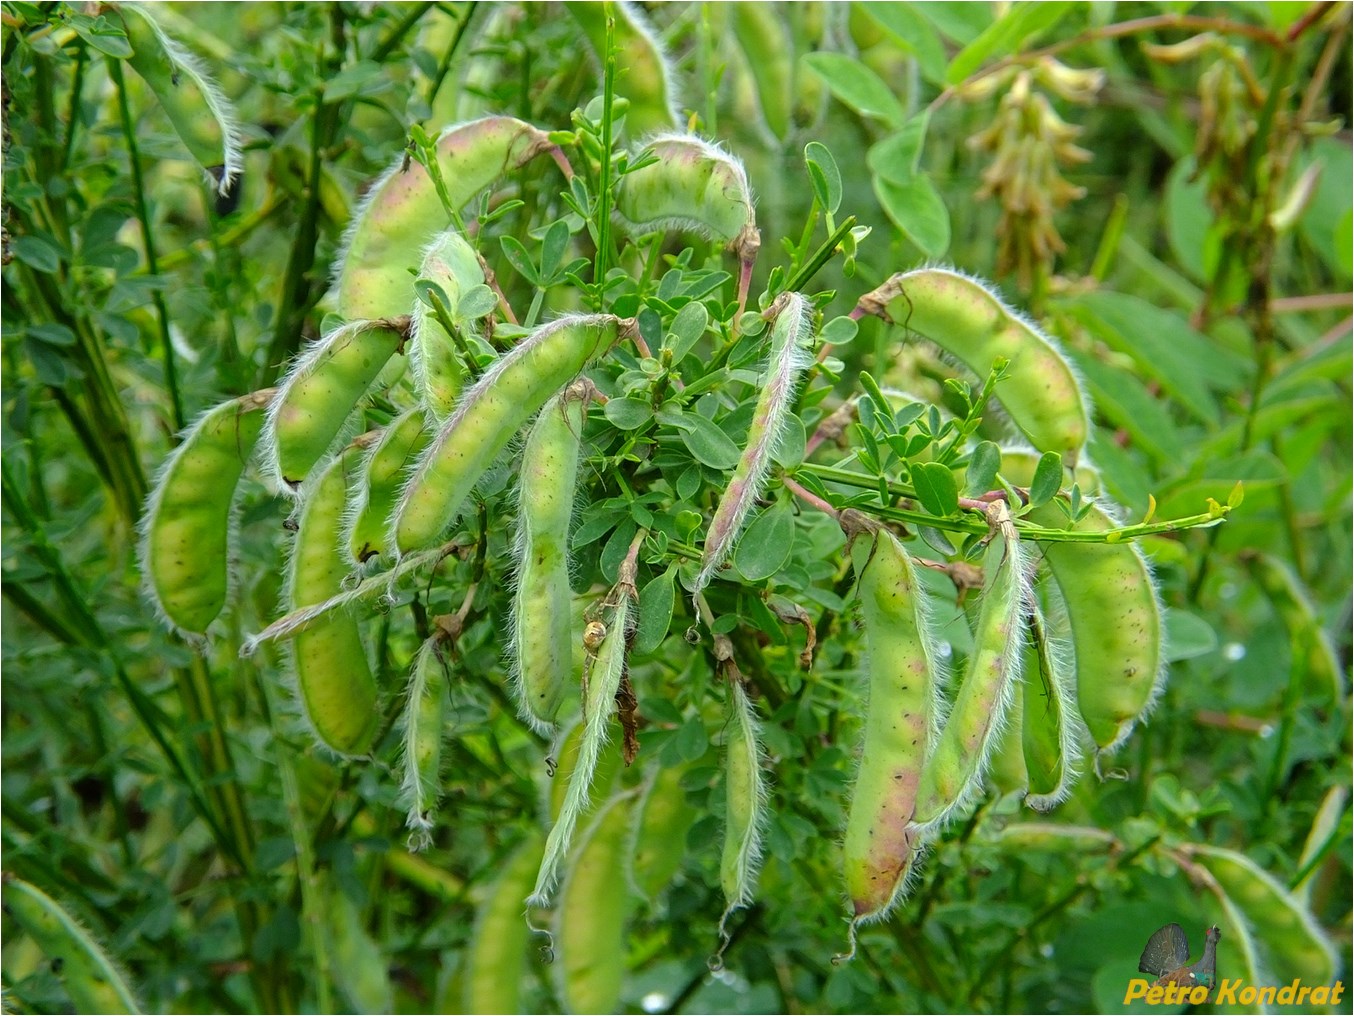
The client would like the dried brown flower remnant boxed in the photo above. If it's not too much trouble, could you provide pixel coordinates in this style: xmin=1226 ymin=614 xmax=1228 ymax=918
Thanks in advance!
xmin=963 ymin=59 xmax=1101 ymax=290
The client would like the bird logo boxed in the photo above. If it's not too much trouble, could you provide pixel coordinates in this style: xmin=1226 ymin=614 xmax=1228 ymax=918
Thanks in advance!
xmin=1138 ymin=923 xmax=1222 ymax=993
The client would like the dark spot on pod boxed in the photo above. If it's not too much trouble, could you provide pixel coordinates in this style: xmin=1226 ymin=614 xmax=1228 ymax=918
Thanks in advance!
xmin=51 ymin=956 xmax=64 ymax=974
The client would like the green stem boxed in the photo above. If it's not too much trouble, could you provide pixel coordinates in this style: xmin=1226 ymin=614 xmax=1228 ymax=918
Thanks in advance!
xmin=797 ymin=463 xmax=1230 ymax=543
xmin=260 ymin=4 xmax=347 ymax=386
xmin=782 ymin=215 xmax=856 ymax=294
xmin=109 ymin=57 xmax=184 ymax=430
xmin=593 ymin=6 xmax=618 ymax=293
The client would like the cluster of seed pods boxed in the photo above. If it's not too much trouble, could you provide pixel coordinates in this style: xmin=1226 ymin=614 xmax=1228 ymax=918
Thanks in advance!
xmin=138 ymin=113 xmax=1167 ymax=997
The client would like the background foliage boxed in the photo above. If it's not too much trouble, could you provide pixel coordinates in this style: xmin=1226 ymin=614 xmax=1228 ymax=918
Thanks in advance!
xmin=2 ymin=2 xmax=1350 ymax=1014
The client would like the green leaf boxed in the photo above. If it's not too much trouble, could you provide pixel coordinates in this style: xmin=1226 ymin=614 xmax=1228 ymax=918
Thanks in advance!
xmin=12 ymin=235 xmax=62 ymax=273
xmin=945 ymin=3 xmax=1071 ymax=84
xmin=673 ymin=715 xmax=709 ymax=763
xmin=858 ymin=4 xmax=948 ymax=85
xmin=873 ymin=174 xmax=951 ymax=258
xmin=804 ymin=142 xmax=842 ymax=215
xmin=802 ymin=53 xmax=905 ymax=128
xmin=498 ymin=235 xmax=539 ymax=284
xmin=634 ymin=568 xmax=676 ymax=654
xmin=456 ymin=285 xmax=498 ymax=320
xmin=916 ymin=2 xmax=992 ymax=45
xmin=604 ymin=397 xmax=653 ymax=431
xmin=539 ymin=219 xmax=570 ymax=280
xmin=678 ymin=415 xmax=742 ymax=470
xmin=867 ymin=113 xmax=931 ymax=184
xmin=966 ymin=441 xmax=1001 ymax=496
xmin=820 ymin=316 xmax=858 ymax=346
xmin=1163 ymin=609 xmax=1217 ymax=662
xmin=71 ymin=13 xmax=133 ymax=57
xmin=321 ymin=60 xmax=391 ymax=101
xmin=27 ymin=323 xmax=77 ymax=347
xmin=912 ymin=461 xmax=959 ymax=517
xmin=735 ymin=500 xmax=796 ymax=582
xmin=1028 ymin=452 xmax=1063 ymax=508
xmin=1071 ymin=291 xmax=1243 ymax=424
xmin=1070 ymin=353 xmax=1185 ymax=464
xmin=666 ymin=301 xmax=708 ymax=361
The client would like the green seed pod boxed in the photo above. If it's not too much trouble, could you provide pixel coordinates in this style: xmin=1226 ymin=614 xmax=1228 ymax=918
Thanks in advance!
xmin=696 ymin=293 xmax=811 ymax=594
xmin=839 ymin=519 xmax=941 ymax=934
xmin=995 ymin=822 xmax=1117 ymax=853
xmin=412 ymin=230 xmax=486 ymax=420
xmin=529 ymin=590 xmax=634 ymax=907
xmin=628 ymin=763 xmax=699 ymax=903
xmin=730 ymin=4 xmax=796 ymax=142
xmin=139 ymin=388 xmax=274 ymax=637
xmin=859 ymin=269 xmax=1090 ymax=461
xmin=1187 ymin=843 xmax=1337 ymax=985
xmin=337 ymin=116 xmax=558 ymax=322
xmin=555 ymin=793 xmax=638 ymax=1016
xmin=344 ymin=408 xmax=433 ymax=566
xmin=286 ymin=444 xmax=381 ymax=756
xmin=615 ymin=134 xmax=761 ymax=264
xmin=986 ymin=675 xmax=1029 ymax=799
xmin=400 ymin=634 xmax=451 ymax=849
xmin=512 ymin=382 xmax=591 ymax=736
xmin=565 ymin=1 xmax=680 ymax=136
xmin=717 ymin=681 xmax=766 ymax=947
xmin=1244 ymin=551 xmax=1344 ymax=704
xmin=1021 ymin=602 xmax=1082 ymax=812
xmin=463 ymin=832 xmax=546 ymax=1015
xmin=1025 ymin=499 xmax=1164 ymax=755
xmin=264 ymin=319 xmax=408 ymax=491
xmin=394 ymin=314 xmax=626 ymax=557
xmin=1 ymin=874 xmax=141 ymax=1014
xmin=324 ymin=876 xmax=393 ymax=1014
xmin=545 ymin=719 xmax=624 ymax=826
xmin=117 ymin=4 xmax=241 ymax=196
xmin=913 ymin=504 xmax=1029 ymax=830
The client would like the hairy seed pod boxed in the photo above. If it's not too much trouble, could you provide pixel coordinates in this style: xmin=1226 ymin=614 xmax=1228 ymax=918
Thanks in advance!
xmin=555 ymin=793 xmax=638 ymax=1015
xmin=717 ymin=681 xmax=766 ymax=947
xmin=1185 ymin=843 xmax=1337 ymax=985
xmin=337 ymin=117 xmax=559 ymax=321
xmin=730 ymin=4 xmax=796 ymax=141
xmin=1021 ymin=600 xmax=1082 ymax=812
xmin=394 ymin=314 xmax=626 ymax=556
xmin=546 ymin=719 xmax=624 ymax=825
xmin=2 ymin=874 xmax=141 ymax=1014
xmin=615 ymin=134 xmax=761 ymax=263
xmin=695 ymin=293 xmax=812 ymax=594
xmin=1025 ymin=499 xmax=1164 ymax=755
xmin=859 ymin=268 xmax=1089 ymax=462
xmin=565 ymin=1 xmax=681 ymax=135
xmin=913 ymin=504 xmax=1029 ymax=830
xmin=264 ymin=319 xmax=408 ymax=491
xmin=529 ymin=590 xmax=634 ymax=907
xmin=987 ymin=677 xmax=1029 ymax=799
xmin=323 ymin=874 xmax=393 ymax=1014
xmin=628 ymin=763 xmax=699 ymax=903
xmin=462 ymin=831 xmax=545 ymax=1014
xmin=116 ymin=4 xmax=241 ymax=196
xmin=839 ymin=519 xmax=941 ymax=936
xmin=286 ymin=445 xmax=381 ymax=756
xmin=411 ymin=230 xmax=486 ymax=420
xmin=1244 ymin=551 xmax=1344 ymax=704
xmin=344 ymin=408 xmax=432 ymax=566
xmin=512 ymin=382 xmax=591 ymax=735
xmin=140 ymin=388 xmax=274 ymax=637
xmin=400 ymin=634 xmax=451 ymax=848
